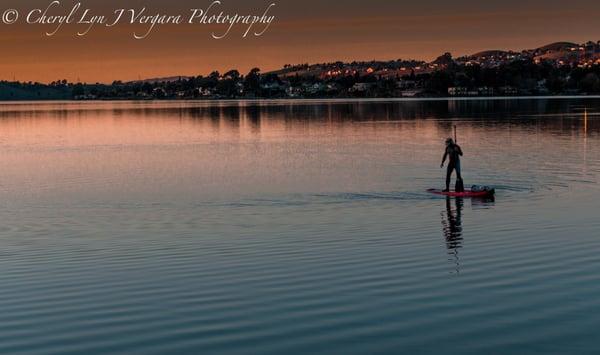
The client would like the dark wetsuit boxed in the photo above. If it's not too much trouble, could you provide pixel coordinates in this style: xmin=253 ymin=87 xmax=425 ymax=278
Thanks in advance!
xmin=443 ymin=144 xmax=463 ymax=190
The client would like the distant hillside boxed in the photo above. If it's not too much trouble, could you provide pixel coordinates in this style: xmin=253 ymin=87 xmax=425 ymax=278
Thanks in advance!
xmin=127 ymin=76 xmax=192 ymax=84
xmin=469 ymin=50 xmax=512 ymax=59
xmin=536 ymin=42 xmax=579 ymax=53
xmin=3 ymin=39 xmax=600 ymax=101
xmin=264 ymin=40 xmax=600 ymax=80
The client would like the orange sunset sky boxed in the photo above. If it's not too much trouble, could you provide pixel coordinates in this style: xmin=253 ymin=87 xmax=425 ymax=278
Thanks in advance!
xmin=1 ymin=0 xmax=600 ymax=83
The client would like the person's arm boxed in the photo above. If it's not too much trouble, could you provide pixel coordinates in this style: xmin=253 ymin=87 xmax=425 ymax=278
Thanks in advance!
xmin=457 ymin=145 xmax=463 ymax=156
xmin=441 ymin=149 xmax=448 ymax=168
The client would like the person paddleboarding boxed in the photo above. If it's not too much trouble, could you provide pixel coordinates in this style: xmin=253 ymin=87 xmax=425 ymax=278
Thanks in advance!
xmin=440 ymin=137 xmax=463 ymax=192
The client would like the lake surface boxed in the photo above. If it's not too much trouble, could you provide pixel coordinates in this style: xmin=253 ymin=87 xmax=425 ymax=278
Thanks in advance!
xmin=0 ymin=99 xmax=599 ymax=354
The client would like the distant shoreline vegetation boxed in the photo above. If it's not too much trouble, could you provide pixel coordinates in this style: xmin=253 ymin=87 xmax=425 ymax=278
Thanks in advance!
xmin=4 ymin=41 xmax=600 ymax=101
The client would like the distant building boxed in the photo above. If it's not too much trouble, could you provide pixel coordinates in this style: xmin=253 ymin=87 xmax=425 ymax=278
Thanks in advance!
xmin=325 ymin=83 xmax=339 ymax=94
xmin=498 ymin=86 xmax=518 ymax=96
xmin=350 ymin=83 xmax=374 ymax=93
xmin=478 ymin=87 xmax=495 ymax=96
xmin=397 ymin=80 xmax=416 ymax=90
xmin=196 ymin=87 xmax=214 ymax=97
xmin=152 ymin=87 xmax=167 ymax=98
xmin=401 ymin=89 xmax=424 ymax=97
xmin=307 ymin=83 xmax=326 ymax=94
xmin=448 ymin=87 xmax=468 ymax=96
xmin=286 ymin=86 xmax=301 ymax=97
xmin=74 ymin=94 xmax=98 ymax=100
xmin=261 ymin=82 xmax=285 ymax=91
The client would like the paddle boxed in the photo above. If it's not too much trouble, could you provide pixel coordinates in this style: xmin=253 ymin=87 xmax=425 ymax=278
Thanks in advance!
xmin=454 ymin=125 xmax=457 ymax=143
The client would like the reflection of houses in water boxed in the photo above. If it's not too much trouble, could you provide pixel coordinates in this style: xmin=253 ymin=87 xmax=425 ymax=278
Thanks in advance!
xmin=441 ymin=197 xmax=464 ymax=274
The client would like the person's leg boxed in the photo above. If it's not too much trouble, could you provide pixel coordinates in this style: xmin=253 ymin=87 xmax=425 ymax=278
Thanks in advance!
xmin=455 ymin=160 xmax=462 ymax=181
xmin=454 ymin=161 xmax=464 ymax=192
xmin=445 ymin=164 xmax=454 ymax=191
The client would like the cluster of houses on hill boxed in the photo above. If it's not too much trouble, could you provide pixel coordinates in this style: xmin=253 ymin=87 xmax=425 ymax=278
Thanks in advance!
xmin=453 ymin=41 xmax=600 ymax=69
xmin=271 ymin=42 xmax=600 ymax=82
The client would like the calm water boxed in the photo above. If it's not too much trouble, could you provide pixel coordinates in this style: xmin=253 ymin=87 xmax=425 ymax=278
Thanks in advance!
xmin=1 ymin=99 xmax=599 ymax=354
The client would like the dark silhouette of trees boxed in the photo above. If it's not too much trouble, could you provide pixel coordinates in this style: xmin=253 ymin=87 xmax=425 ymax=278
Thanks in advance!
xmin=243 ymin=68 xmax=261 ymax=96
xmin=579 ymin=73 xmax=600 ymax=93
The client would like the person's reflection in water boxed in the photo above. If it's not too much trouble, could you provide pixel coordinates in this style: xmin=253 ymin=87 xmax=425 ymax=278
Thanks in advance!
xmin=441 ymin=197 xmax=464 ymax=274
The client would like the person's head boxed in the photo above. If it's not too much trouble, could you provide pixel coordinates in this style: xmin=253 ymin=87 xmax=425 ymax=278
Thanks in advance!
xmin=445 ymin=138 xmax=454 ymax=146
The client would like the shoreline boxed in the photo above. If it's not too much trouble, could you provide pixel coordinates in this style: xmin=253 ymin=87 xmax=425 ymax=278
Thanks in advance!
xmin=2 ymin=95 xmax=600 ymax=105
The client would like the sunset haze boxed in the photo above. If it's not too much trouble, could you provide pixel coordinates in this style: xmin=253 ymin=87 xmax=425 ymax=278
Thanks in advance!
xmin=1 ymin=0 xmax=600 ymax=82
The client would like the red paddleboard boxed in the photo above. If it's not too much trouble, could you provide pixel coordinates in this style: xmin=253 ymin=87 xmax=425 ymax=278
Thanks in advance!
xmin=427 ymin=188 xmax=495 ymax=198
